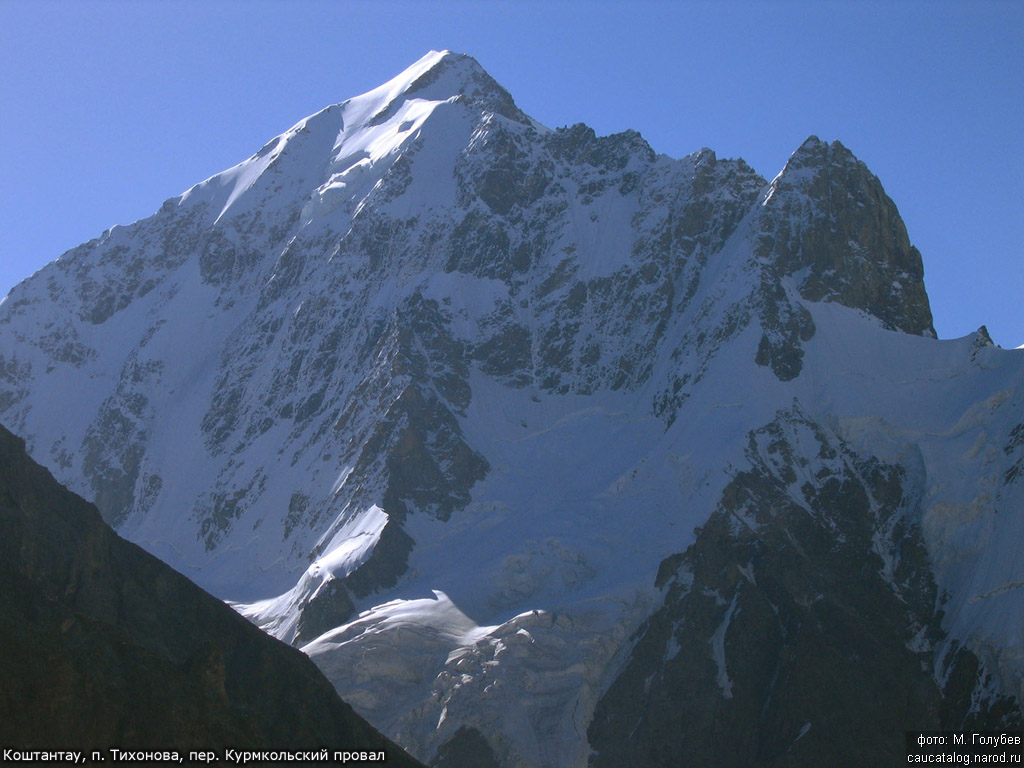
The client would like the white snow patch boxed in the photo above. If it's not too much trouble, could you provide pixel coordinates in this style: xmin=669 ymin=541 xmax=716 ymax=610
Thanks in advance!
xmin=710 ymin=592 xmax=739 ymax=699
xmin=234 ymin=505 xmax=389 ymax=644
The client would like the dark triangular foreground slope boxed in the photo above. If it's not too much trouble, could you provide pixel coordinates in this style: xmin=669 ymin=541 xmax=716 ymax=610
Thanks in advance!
xmin=0 ymin=423 xmax=423 ymax=766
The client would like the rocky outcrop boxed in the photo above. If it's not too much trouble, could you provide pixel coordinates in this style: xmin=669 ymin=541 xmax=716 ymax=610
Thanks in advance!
xmin=588 ymin=407 xmax=1020 ymax=767
xmin=761 ymin=136 xmax=935 ymax=337
xmin=0 ymin=422 xmax=424 ymax=765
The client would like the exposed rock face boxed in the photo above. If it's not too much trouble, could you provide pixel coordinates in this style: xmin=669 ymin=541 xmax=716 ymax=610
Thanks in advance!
xmin=761 ymin=137 xmax=935 ymax=338
xmin=0 ymin=423 xmax=423 ymax=765
xmin=1 ymin=51 xmax=1023 ymax=768
xmin=588 ymin=407 xmax=1020 ymax=767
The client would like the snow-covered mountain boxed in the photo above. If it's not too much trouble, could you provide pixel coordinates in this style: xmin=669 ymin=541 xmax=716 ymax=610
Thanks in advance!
xmin=2 ymin=51 xmax=1022 ymax=766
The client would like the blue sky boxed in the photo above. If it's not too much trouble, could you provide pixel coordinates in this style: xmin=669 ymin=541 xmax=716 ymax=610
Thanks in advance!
xmin=2 ymin=0 xmax=1021 ymax=345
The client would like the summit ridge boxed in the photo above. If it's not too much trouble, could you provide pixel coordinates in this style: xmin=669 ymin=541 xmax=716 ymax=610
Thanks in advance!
xmin=348 ymin=49 xmax=528 ymax=126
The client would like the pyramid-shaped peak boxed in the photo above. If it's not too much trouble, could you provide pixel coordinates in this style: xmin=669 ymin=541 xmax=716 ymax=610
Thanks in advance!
xmin=404 ymin=49 xmax=486 ymax=84
xmin=346 ymin=50 xmax=528 ymax=128
xmin=766 ymin=136 xmax=868 ymax=196
xmin=784 ymin=135 xmax=859 ymax=171
xmin=762 ymin=134 xmax=935 ymax=338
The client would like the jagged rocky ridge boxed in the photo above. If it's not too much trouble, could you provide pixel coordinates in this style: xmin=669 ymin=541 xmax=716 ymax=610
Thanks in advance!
xmin=0 ymin=423 xmax=424 ymax=765
xmin=1 ymin=51 xmax=1023 ymax=767
xmin=589 ymin=405 xmax=1020 ymax=767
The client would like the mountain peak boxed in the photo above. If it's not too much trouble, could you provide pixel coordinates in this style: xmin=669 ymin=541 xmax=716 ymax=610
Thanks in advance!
xmin=763 ymin=135 xmax=936 ymax=337
xmin=345 ymin=50 xmax=528 ymax=128
xmin=6 ymin=55 xmax=1021 ymax=768
xmin=780 ymin=135 xmax=856 ymax=174
xmin=176 ymin=51 xmax=531 ymax=228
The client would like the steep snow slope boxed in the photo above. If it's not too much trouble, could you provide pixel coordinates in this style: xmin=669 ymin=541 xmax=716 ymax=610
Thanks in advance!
xmin=1 ymin=51 xmax=1021 ymax=767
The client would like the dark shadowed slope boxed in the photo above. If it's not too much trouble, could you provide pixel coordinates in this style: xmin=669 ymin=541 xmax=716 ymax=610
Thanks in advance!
xmin=0 ymin=423 xmax=424 ymax=766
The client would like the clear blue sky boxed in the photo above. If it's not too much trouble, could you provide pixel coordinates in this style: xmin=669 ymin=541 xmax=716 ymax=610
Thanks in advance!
xmin=2 ymin=0 xmax=1021 ymax=346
